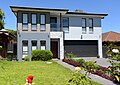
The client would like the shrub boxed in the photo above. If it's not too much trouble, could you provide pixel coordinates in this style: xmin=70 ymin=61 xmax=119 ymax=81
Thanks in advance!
xmin=65 ymin=52 xmax=76 ymax=59
xmin=67 ymin=70 xmax=101 ymax=85
xmin=75 ymin=58 xmax=85 ymax=64
xmin=32 ymin=50 xmax=53 ymax=61
xmin=84 ymin=60 xmax=100 ymax=72
xmin=24 ymin=56 xmax=30 ymax=61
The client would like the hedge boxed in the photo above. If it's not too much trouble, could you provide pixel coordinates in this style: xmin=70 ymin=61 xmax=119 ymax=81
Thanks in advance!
xmin=32 ymin=50 xmax=53 ymax=61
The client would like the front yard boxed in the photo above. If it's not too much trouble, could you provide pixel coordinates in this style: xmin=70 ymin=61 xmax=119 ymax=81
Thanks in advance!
xmin=0 ymin=60 xmax=102 ymax=85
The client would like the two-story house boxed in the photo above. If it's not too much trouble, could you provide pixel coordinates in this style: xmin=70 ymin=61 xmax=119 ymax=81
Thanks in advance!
xmin=10 ymin=6 xmax=107 ymax=60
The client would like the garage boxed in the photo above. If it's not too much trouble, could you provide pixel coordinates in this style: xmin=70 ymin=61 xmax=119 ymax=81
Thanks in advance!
xmin=64 ymin=40 xmax=98 ymax=57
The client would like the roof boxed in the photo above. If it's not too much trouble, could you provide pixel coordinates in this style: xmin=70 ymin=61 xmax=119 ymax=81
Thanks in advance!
xmin=10 ymin=6 xmax=108 ymax=18
xmin=66 ymin=12 xmax=108 ymax=16
xmin=102 ymin=31 xmax=120 ymax=42
xmin=10 ymin=6 xmax=69 ymax=12
xmin=0 ymin=29 xmax=17 ymax=41
xmin=0 ymin=29 xmax=7 ymax=32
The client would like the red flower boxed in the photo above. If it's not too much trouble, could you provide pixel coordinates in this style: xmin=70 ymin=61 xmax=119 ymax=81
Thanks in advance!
xmin=27 ymin=76 xmax=34 ymax=84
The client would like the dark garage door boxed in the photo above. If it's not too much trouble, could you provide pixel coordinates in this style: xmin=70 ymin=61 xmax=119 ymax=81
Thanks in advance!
xmin=64 ymin=40 xmax=98 ymax=57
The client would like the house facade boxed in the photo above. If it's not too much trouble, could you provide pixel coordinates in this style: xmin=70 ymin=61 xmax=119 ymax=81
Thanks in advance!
xmin=10 ymin=6 xmax=107 ymax=60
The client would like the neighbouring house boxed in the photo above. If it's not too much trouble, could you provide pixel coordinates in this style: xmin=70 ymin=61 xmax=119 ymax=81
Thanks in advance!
xmin=10 ymin=6 xmax=107 ymax=60
xmin=102 ymin=31 xmax=120 ymax=57
xmin=0 ymin=29 xmax=17 ymax=58
xmin=102 ymin=31 xmax=120 ymax=43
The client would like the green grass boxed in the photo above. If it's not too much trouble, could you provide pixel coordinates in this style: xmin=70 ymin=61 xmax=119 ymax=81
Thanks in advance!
xmin=0 ymin=60 xmax=102 ymax=85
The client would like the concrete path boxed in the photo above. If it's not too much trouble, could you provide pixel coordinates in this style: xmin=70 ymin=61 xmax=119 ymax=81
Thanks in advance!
xmin=55 ymin=60 xmax=119 ymax=85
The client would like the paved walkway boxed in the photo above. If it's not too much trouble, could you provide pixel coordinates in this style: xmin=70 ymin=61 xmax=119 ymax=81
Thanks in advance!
xmin=55 ymin=60 xmax=119 ymax=85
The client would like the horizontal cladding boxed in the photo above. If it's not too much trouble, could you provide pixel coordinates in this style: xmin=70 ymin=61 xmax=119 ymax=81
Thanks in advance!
xmin=64 ymin=40 xmax=98 ymax=57
xmin=64 ymin=40 xmax=98 ymax=45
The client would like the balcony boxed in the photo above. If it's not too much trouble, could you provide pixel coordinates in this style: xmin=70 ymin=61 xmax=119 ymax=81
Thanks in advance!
xmin=50 ymin=23 xmax=60 ymax=32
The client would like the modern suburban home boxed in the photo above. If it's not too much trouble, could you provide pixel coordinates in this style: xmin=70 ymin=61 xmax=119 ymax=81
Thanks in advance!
xmin=10 ymin=6 xmax=107 ymax=60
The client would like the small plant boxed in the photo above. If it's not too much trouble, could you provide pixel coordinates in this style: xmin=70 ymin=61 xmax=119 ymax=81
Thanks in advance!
xmin=65 ymin=52 xmax=76 ymax=59
xmin=108 ymin=59 xmax=120 ymax=83
xmin=67 ymin=67 xmax=99 ymax=85
xmin=24 ymin=56 xmax=30 ymax=61
xmin=84 ymin=60 xmax=99 ymax=72
xmin=75 ymin=58 xmax=85 ymax=64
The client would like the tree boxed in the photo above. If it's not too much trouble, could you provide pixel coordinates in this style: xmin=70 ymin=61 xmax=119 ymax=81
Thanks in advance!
xmin=5 ymin=28 xmax=17 ymax=37
xmin=0 ymin=8 xmax=5 ymax=30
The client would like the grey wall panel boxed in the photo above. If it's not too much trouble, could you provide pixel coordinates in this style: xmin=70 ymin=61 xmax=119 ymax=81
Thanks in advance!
xmin=18 ymin=32 xmax=50 ymax=60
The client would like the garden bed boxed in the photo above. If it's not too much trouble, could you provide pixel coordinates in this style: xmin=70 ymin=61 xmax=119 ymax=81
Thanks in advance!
xmin=63 ymin=59 xmax=116 ymax=82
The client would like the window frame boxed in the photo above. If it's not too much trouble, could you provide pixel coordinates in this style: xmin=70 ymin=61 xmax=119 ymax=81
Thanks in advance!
xmin=7 ymin=42 xmax=13 ymax=53
xmin=22 ymin=40 xmax=28 ymax=59
xmin=22 ymin=13 xmax=28 ymax=31
xmin=31 ymin=40 xmax=37 ymax=51
xmin=40 ymin=40 xmax=46 ymax=50
xmin=89 ymin=18 xmax=94 ymax=34
xmin=40 ymin=14 xmax=46 ymax=31
xmin=62 ymin=17 xmax=69 ymax=32
xmin=82 ymin=18 xmax=87 ymax=34
xmin=31 ymin=13 xmax=37 ymax=31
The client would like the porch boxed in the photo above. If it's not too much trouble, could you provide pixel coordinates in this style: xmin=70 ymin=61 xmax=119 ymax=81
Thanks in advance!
xmin=50 ymin=32 xmax=64 ymax=59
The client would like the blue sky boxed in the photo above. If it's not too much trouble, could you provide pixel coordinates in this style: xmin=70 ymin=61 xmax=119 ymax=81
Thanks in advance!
xmin=0 ymin=0 xmax=120 ymax=33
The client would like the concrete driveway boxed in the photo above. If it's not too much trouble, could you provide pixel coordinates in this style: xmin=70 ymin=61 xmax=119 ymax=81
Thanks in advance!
xmin=80 ymin=57 xmax=111 ymax=67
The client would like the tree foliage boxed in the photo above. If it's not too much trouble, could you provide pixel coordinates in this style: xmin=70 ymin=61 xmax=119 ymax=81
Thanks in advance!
xmin=5 ymin=28 xmax=17 ymax=36
xmin=0 ymin=8 xmax=5 ymax=29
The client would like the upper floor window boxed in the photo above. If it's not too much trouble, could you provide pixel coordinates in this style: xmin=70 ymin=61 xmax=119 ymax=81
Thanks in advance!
xmin=50 ymin=17 xmax=58 ymax=31
xmin=31 ymin=14 xmax=37 ymax=31
xmin=82 ymin=18 xmax=86 ymax=34
xmin=22 ymin=14 xmax=28 ymax=31
xmin=40 ymin=15 xmax=46 ymax=31
xmin=62 ymin=18 xmax=69 ymax=32
xmin=89 ymin=18 xmax=93 ymax=34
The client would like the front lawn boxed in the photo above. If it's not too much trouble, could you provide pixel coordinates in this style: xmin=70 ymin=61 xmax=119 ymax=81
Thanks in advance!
xmin=0 ymin=60 xmax=102 ymax=85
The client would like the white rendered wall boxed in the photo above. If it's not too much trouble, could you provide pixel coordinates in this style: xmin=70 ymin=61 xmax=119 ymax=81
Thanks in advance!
xmin=50 ymin=32 xmax=64 ymax=59
xmin=64 ymin=16 xmax=102 ymax=58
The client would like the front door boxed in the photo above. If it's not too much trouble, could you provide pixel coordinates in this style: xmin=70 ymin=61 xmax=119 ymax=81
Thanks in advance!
xmin=51 ymin=41 xmax=58 ymax=58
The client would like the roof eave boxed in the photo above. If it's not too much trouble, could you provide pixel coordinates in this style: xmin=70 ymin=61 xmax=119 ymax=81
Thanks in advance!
xmin=10 ymin=6 xmax=69 ymax=15
xmin=66 ymin=12 xmax=108 ymax=19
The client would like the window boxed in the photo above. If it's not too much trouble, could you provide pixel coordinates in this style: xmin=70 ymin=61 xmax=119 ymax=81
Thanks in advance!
xmin=40 ymin=15 xmax=46 ymax=31
xmin=22 ymin=41 xmax=28 ymax=59
xmin=31 ymin=14 xmax=37 ymax=31
xmin=40 ymin=41 xmax=46 ymax=50
xmin=89 ymin=18 xmax=93 ymax=34
xmin=50 ymin=17 xmax=57 ymax=31
xmin=7 ymin=42 xmax=13 ymax=53
xmin=32 ymin=40 xmax=37 ymax=50
xmin=82 ymin=18 xmax=86 ymax=34
xmin=22 ymin=14 xmax=28 ymax=31
xmin=62 ymin=18 xmax=69 ymax=32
